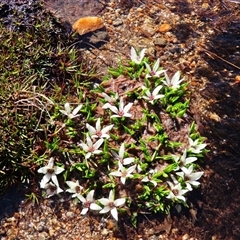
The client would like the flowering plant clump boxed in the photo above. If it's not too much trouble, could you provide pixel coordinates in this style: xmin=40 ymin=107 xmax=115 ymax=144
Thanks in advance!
xmin=35 ymin=47 xmax=208 ymax=225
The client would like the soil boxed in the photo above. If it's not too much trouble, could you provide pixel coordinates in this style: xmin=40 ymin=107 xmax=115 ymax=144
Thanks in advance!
xmin=1 ymin=0 xmax=240 ymax=239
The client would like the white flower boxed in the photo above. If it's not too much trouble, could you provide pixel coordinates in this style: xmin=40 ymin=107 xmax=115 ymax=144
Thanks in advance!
xmin=107 ymin=97 xmax=133 ymax=118
xmin=176 ymin=165 xmax=204 ymax=191
xmin=166 ymin=181 xmax=188 ymax=202
xmin=86 ymin=118 xmax=114 ymax=139
xmin=142 ymin=85 xmax=164 ymax=104
xmin=38 ymin=157 xmax=64 ymax=188
xmin=111 ymin=143 xmax=135 ymax=166
xmin=144 ymin=59 xmax=165 ymax=78
xmin=141 ymin=169 xmax=158 ymax=187
xmin=173 ymin=149 xmax=197 ymax=170
xmin=66 ymin=180 xmax=83 ymax=198
xmin=163 ymin=71 xmax=183 ymax=89
xmin=130 ymin=46 xmax=146 ymax=64
xmin=79 ymin=133 xmax=104 ymax=159
xmin=78 ymin=190 xmax=102 ymax=215
xmin=102 ymin=92 xmax=119 ymax=109
xmin=110 ymin=163 xmax=136 ymax=185
xmin=43 ymin=181 xmax=63 ymax=198
xmin=188 ymin=138 xmax=207 ymax=154
xmin=99 ymin=190 xmax=126 ymax=221
xmin=59 ymin=102 xmax=82 ymax=119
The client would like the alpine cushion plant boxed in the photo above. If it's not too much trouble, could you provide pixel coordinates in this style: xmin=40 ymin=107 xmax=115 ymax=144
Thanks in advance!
xmin=34 ymin=46 xmax=207 ymax=224
xmin=86 ymin=118 xmax=114 ymax=139
xmin=106 ymin=97 xmax=133 ymax=118
xmin=144 ymin=58 xmax=165 ymax=78
xmin=79 ymin=133 xmax=104 ymax=159
xmin=78 ymin=190 xmax=102 ymax=215
xmin=142 ymin=85 xmax=164 ymax=105
xmin=59 ymin=102 xmax=82 ymax=119
xmin=37 ymin=157 xmax=64 ymax=188
xmin=99 ymin=190 xmax=126 ymax=221
xmin=130 ymin=47 xmax=146 ymax=65
xmin=162 ymin=70 xmax=183 ymax=89
xmin=66 ymin=180 xmax=83 ymax=199
xmin=111 ymin=143 xmax=135 ymax=166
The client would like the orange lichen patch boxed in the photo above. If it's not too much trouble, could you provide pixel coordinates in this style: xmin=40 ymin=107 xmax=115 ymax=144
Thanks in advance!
xmin=158 ymin=23 xmax=172 ymax=33
xmin=72 ymin=16 xmax=104 ymax=35
xmin=234 ymin=75 xmax=240 ymax=84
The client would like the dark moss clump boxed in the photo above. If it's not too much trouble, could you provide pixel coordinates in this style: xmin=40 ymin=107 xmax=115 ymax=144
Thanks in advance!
xmin=0 ymin=0 xmax=88 ymax=193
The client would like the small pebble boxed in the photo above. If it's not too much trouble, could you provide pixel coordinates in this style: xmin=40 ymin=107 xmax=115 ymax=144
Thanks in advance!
xmin=158 ymin=23 xmax=172 ymax=32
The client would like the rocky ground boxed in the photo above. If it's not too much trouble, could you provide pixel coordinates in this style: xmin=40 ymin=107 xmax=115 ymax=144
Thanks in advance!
xmin=1 ymin=0 xmax=240 ymax=239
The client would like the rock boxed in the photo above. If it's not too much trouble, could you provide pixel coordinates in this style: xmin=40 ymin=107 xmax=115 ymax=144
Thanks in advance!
xmin=88 ymin=31 xmax=108 ymax=44
xmin=154 ymin=37 xmax=168 ymax=46
xmin=112 ymin=18 xmax=123 ymax=27
xmin=72 ymin=16 xmax=104 ymax=35
xmin=158 ymin=23 xmax=172 ymax=32
xmin=140 ymin=23 xmax=156 ymax=37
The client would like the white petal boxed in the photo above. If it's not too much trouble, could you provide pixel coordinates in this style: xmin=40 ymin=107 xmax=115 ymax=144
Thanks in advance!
xmin=77 ymin=195 xmax=86 ymax=203
xmin=81 ymin=207 xmax=89 ymax=215
xmin=164 ymin=72 xmax=171 ymax=86
xmin=93 ymin=138 xmax=104 ymax=150
xmin=99 ymin=206 xmax=111 ymax=214
xmin=102 ymin=102 xmax=111 ymax=109
xmin=184 ymin=157 xmax=197 ymax=165
xmin=95 ymin=118 xmax=101 ymax=131
xmin=144 ymin=62 xmax=151 ymax=72
xmin=108 ymin=105 xmax=119 ymax=114
xmin=119 ymin=97 xmax=124 ymax=111
xmin=54 ymin=166 xmax=64 ymax=175
xmin=92 ymin=150 xmax=102 ymax=155
xmin=127 ymin=165 xmax=136 ymax=174
xmin=40 ymin=174 xmax=51 ymax=187
xmin=48 ymin=157 xmax=55 ymax=168
xmin=56 ymin=186 xmax=63 ymax=194
xmin=130 ymin=46 xmax=137 ymax=61
xmin=153 ymin=58 xmax=160 ymax=72
xmin=37 ymin=166 xmax=47 ymax=174
xmin=189 ymin=172 xmax=204 ymax=181
xmin=123 ymin=102 xmax=133 ymax=113
xmin=139 ymin=49 xmax=146 ymax=62
xmin=150 ymin=180 xmax=157 ymax=187
xmin=101 ymin=124 xmax=114 ymax=134
xmin=141 ymin=176 xmax=149 ymax=182
xmin=111 ymin=114 xmax=121 ymax=118
xmin=99 ymin=198 xmax=110 ymax=206
xmin=109 ymin=190 xmax=114 ymax=201
xmin=177 ymin=195 xmax=186 ymax=202
xmin=152 ymin=85 xmax=163 ymax=96
xmin=64 ymin=103 xmax=71 ymax=114
xmin=189 ymin=180 xmax=201 ymax=186
xmin=114 ymin=198 xmax=126 ymax=207
xmin=120 ymin=176 xmax=126 ymax=185
xmin=123 ymin=157 xmax=135 ymax=165
xmin=111 ymin=207 xmax=118 ymax=221
xmin=86 ymin=134 xmax=93 ymax=147
xmin=109 ymin=171 xmax=122 ymax=177
xmin=86 ymin=190 xmax=95 ymax=201
xmin=102 ymin=93 xmax=111 ymax=102
xmin=66 ymin=180 xmax=78 ymax=190
xmin=79 ymin=143 xmax=88 ymax=152
xmin=72 ymin=104 xmax=82 ymax=116
xmin=90 ymin=203 xmax=102 ymax=211
xmin=119 ymin=143 xmax=125 ymax=159
xmin=85 ymin=152 xmax=92 ymax=159
xmin=51 ymin=175 xmax=60 ymax=186
xmin=86 ymin=123 xmax=96 ymax=135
